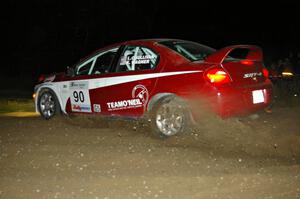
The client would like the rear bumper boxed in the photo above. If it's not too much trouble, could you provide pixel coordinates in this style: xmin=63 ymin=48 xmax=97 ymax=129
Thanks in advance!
xmin=199 ymin=81 xmax=273 ymax=118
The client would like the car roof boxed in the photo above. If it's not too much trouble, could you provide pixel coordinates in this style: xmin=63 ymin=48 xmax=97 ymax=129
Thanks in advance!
xmin=74 ymin=38 xmax=208 ymax=67
xmin=88 ymin=38 xmax=191 ymax=58
xmin=122 ymin=38 xmax=191 ymax=45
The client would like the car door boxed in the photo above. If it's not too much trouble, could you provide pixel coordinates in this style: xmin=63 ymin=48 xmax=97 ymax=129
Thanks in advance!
xmin=101 ymin=45 xmax=160 ymax=117
xmin=66 ymin=47 xmax=120 ymax=114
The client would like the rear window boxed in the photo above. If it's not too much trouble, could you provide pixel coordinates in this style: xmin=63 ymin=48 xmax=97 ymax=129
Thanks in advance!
xmin=159 ymin=40 xmax=215 ymax=61
xmin=224 ymin=48 xmax=250 ymax=62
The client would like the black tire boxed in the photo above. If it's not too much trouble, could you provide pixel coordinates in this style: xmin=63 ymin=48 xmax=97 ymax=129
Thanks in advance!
xmin=38 ymin=89 xmax=61 ymax=119
xmin=150 ymin=96 xmax=188 ymax=138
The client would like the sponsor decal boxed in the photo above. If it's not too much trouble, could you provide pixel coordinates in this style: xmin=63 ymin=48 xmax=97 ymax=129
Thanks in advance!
xmin=120 ymin=55 xmax=155 ymax=65
xmin=61 ymin=84 xmax=68 ymax=93
xmin=107 ymin=84 xmax=149 ymax=111
xmin=107 ymin=99 xmax=142 ymax=110
xmin=72 ymin=104 xmax=91 ymax=112
xmin=93 ymin=104 xmax=101 ymax=113
xmin=131 ymin=84 xmax=149 ymax=104
xmin=70 ymin=81 xmax=89 ymax=89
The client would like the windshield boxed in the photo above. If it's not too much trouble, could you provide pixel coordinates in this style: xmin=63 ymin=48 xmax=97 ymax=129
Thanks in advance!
xmin=159 ymin=40 xmax=216 ymax=61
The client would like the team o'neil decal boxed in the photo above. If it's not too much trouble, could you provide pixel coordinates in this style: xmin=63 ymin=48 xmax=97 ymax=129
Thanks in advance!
xmin=107 ymin=84 xmax=149 ymax=111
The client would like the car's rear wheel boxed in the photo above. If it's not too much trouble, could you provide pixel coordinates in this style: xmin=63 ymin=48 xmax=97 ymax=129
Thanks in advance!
xmin=38 ymin=89 xmax=60 ymax=119
xmin=151 ymin=96 xmax=187 ymax=138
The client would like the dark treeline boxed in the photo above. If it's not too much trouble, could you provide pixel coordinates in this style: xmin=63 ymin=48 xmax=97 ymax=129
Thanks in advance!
xmin=5 ymin=0 xmax=300 ymax=82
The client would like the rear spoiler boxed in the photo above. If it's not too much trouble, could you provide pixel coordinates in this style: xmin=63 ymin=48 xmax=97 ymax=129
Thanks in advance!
xmin=205 ymin=45 xmax=263 ymax=64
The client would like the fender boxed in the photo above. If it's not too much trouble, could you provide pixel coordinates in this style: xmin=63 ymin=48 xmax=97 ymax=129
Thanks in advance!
xmin=146 ymin=92 xmax=197 ymax=124
xmin=205 ymin=45 xmax=263 ymax=64
xmin=147 ymin=93 xmax=175 ymax=112
xmin=34 ymin=83 xmax=67 ymax=114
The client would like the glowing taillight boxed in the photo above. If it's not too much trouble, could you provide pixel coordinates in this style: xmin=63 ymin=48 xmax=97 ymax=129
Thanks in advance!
xmin=240 ymin=60 xmax=254 ymax=65
xmin=262 ymin=68 xmax=269 ymax=78
xmin=205 ymin=68 xmax=231 ymax=84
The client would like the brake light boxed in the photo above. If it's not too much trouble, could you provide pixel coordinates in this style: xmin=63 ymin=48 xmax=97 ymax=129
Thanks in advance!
xmin=240 ymin=60 xmax=254 ymax=65
xmin=205 ymin=68 xmax=231 ymax=84
xmin=262 ymin=68 xmax=269 ymax=78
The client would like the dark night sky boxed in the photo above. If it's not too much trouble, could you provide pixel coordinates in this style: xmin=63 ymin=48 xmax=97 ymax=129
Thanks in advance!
xmin=4 ymin=0 xmax=300 ymax=84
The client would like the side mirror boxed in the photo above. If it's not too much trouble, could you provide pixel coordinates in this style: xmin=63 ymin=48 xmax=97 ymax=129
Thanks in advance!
xmin=66 ymin=66 xmax=75 ymax=77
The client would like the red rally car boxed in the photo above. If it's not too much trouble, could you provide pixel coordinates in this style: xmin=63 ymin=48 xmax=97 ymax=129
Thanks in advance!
xmin=34 ymin=39 xmax=273 ymax=138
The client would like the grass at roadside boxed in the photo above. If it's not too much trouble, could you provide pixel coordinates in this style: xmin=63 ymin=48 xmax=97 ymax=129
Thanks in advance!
xmin=0 ymin=99 xmax=35 ymax=113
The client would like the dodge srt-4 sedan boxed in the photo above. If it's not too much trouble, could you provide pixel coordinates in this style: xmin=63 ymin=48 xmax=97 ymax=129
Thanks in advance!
xmin=34 ymin=39 xmax=273 ymax=138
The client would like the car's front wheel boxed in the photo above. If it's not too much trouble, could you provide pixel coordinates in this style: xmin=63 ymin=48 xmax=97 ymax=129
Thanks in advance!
xmin=151 ymin=96 xmax=187 ymax=138
xmin=38 ymin=89 xmax=60 ymax=119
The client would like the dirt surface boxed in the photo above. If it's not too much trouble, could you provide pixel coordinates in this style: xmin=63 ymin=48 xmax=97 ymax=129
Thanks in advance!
xmin=1 ymin=98 xmax=300 ymax=199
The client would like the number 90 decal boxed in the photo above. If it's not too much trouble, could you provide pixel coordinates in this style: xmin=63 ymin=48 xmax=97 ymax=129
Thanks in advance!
xmin=73 ymin=91 xmax=85 ymax=103
xmin=69 ymin=81 xmax=91 ymax=112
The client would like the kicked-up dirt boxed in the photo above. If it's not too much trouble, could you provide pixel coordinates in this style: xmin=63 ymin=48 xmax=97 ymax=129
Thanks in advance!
xmin=0 ymin=97 xmax=300 ymax=199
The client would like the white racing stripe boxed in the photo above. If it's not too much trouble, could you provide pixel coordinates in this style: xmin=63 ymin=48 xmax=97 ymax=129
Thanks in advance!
xmin=88 ymin=70 xmax=202 ymax=90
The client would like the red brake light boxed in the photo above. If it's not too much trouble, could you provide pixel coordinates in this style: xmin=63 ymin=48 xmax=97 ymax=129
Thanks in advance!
xmin=240 ymin=60 xmax=254 ymax=65
xmin=262 ymin=68 xmax=269 ymax=78
xmin=205 ymin=68 xmax=231 ymax=84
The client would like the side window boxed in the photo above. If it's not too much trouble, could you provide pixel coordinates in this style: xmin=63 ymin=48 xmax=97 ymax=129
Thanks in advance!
xmin=75 ymin=47 xmax=119 ymax=76
xmin=116 ymin=46 xmax=158 ymax=72
xmin=91 ymin=48 xmax=118 ymax=75
xmin=76 ymin=60 xmax=94 ymax=76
